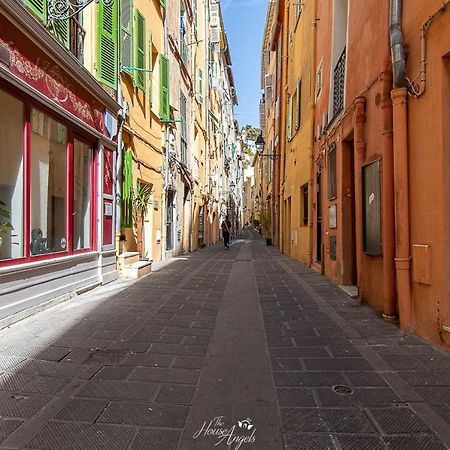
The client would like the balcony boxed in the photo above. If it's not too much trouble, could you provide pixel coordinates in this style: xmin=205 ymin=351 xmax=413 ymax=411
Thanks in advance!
xmin=332 ymin=47 xmax=346 ymax=119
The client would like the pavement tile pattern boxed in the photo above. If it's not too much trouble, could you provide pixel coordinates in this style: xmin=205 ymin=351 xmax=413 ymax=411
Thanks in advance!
xmin=0 ymin=231 xmax=448 ymax=449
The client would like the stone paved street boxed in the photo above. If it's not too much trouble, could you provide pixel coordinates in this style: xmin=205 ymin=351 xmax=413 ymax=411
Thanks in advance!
xmin=0 ymin=231 xmax=450 ymax=449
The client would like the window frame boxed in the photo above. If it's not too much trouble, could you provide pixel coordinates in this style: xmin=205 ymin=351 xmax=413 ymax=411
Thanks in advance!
xmin=0 ymin=83 xmax=98 ymax=267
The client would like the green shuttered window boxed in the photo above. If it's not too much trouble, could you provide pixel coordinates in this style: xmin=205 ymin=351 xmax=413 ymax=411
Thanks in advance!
xmin=25 ymin=0 xmax=47 ymax=22
xmin=134 ymin=11 xmax=146 ymax=91
xmin=97 ymin=0 xmax=118 ymax=88
xmin=160 ymin=0 xmax=166 ymax=8
xmin=159 ymin=55 xmax=170 ymax=121
xmin=49 ymin=19 xmax=70 ymax=49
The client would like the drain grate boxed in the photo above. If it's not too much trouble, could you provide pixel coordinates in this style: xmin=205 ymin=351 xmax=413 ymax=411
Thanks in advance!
xmin=333 ymin=385 xmax=354 ymax=395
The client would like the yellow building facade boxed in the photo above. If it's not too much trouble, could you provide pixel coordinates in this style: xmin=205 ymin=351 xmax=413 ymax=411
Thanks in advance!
xmin=262 ymin=0 xmax=315 ymax=264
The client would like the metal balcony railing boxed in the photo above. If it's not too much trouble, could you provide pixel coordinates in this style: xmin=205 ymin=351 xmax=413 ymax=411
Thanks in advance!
xmin=332 ymin=47 xmax=346 ymax=119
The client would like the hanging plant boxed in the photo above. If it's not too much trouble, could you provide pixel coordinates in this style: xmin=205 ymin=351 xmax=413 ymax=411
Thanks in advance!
xmin=0 ymin=201 xmax=13 ymax=248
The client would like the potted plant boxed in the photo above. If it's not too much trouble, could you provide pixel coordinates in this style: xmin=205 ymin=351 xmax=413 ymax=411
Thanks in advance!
xmin=133 ymin=183 xmax=152 ymax=259
xmin=0 ymin=201 xmax=13 ymax=250
xmin=260 ymin=210 xmax=272 ymax=246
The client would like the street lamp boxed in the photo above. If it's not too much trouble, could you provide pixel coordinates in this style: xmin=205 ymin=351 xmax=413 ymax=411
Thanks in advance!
xmin=255 ymin=133 xmax=281 ymax=161
xmin=229 ymin=181 xmax=236 ymax=193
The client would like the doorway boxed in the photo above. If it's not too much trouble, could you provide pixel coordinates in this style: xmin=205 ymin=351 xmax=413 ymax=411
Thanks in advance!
xmin=342 ymin=138 xmax=357 ymax=285
xmin=166 ymin=190 xmax=174 ymax=251
xmin=316 ymin=166 xmax=323 ymax=263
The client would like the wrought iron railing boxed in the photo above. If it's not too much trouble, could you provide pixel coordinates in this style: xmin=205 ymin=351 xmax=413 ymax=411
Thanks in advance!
xmin=332 ymin=47 xmax=346 ymax=118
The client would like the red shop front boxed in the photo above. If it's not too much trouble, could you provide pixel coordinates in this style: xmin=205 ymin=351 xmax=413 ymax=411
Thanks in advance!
xmin=0 ymin=6 xmax=120 ymax=322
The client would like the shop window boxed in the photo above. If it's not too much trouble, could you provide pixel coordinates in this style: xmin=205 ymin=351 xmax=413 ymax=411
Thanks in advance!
xmin=328 ymin=143 xmax=337 ymax=199
xmin=73 ymin=140 xmax=92 ymax=250
xmin=30 ymin=108 xmax=68 ymax=255
xmin=362 ymin=160 xmax=381 ymax=255
xmin=0 ymin=89 xmax=24 ymax=261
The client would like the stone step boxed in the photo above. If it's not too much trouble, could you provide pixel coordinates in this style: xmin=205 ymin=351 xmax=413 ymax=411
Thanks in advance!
xmin=121 ymin=260 xmax=152 ymax=279
xmin=117 ymin=252 xmax=140 ymax=270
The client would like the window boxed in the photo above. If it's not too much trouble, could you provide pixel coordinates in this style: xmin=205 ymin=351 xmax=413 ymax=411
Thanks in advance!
xmin=198 ymin=68 xmax=203 ymax=104
xmin=121 ymin=0 xmax=133 ymax=74
xmin=0 ymin=89 xmax=24 ymax=261
xmin=328 ymin=143 xmax=337 ymax=199
xmin=180 ymin=5 xmax=189 ymax=66
xmin=159 ymin=55 xmax=170 ymax=120
xmin=73 ymin=140 xmax=92 ymax=250
xmin=287 ymin=95 xmax=293 ymax=140
xmin=301 ymin=183 xmax=308 ymax=226
xmin=97 ymin=0 xmax=118 ymax=88
xmin=316 ymin=61 xmax=323 ymax=99
xmin=296 ymin=79 xmax=302 ymax=130
xmin=30 ymin=108 xmax=68 ymax=255
xmin=180 ymin=91 xmax=188 ymax=165
xmin=135 ymin=10 xmax=146 ymax=91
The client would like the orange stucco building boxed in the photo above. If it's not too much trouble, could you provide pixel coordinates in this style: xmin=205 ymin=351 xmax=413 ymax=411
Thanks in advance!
xmin=310 ymin=0 xmax=450 ymax=350
xmin=260 ymin=0 xmax=450 ymax=350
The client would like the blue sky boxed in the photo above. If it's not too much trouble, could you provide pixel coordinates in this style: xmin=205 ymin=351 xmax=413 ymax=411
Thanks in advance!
xmin=221 ymin=0 xmax=267 ymax=129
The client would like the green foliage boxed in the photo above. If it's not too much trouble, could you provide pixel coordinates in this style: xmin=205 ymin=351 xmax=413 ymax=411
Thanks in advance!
xmin=0 ymin=201 xmax=13 ymax=248
xmin=242 ymin=124 xmax=261 ymax=141
xmin=133 ymin=183 xmax=152 ymax=218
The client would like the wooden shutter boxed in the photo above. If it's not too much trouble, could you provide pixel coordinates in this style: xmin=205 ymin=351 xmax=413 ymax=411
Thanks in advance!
xmin=25 ymin=0 xmax=47 ymax=22
xmin=287 ymin=95 xmax=292 ymax=140
xmin=149 ymin=32 xmax=153 ymax=103
xmin=160 ymin=0 xmax=166 ymax=7
xmin=296 ymin=79 xmax=301 ymax=130
xmin=134 ymin=10 xmax=146 ymax=90
xmin=121 ymin=0 xmax=133 ymax=73
xmin=49 ymin=19 xmax=70 ymax=49
xmin=97 ymin=0 xmax=118 ymax=88
xmin=159 ymin=55 xmax=170 ymax=120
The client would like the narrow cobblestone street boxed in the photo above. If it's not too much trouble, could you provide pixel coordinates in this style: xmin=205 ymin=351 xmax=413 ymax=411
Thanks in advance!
xmin=0 ymin=230 xmax=449 ymax=449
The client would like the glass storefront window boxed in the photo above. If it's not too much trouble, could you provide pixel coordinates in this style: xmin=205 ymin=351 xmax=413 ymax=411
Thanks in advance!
xmin=73 ymin=140 xmax=92 ymax=250
xmin=0 ymin=89 xmax=24 ymax=261
xmin=30 ymin=108 xmax=68 ymax=255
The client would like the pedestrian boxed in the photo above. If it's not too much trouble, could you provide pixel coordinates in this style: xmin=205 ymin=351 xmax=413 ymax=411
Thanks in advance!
xmin=221 ymin=216 xmax=231 ymax=249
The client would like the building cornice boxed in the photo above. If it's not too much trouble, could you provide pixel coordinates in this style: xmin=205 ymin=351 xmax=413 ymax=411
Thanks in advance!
xmin=0 ymin=0 xmax=119 ymax=113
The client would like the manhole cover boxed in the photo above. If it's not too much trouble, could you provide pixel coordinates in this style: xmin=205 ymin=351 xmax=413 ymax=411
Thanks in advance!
xmin=333 ymin=385 xmax=353 ymax=395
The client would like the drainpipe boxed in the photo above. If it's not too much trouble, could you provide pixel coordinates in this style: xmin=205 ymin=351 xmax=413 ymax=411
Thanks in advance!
xmin=381 ymin=71 xmax=396 ymax=319
xmin=353 ymin=97 xmax=366 ymax=300
xmin=115 ymin=83 xmax=124 ymax=261
xmin=413 ymin=0 xmax=450 ymax=97
xmin=162 ymin=1 xmax=169 ymax=261
xmin=390 ymin=0 xmax=412 ymax=331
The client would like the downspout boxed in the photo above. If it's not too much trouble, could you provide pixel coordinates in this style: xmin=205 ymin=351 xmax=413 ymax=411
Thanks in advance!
xmin=162 ymin=1 xmax=169 ymax=260
xmin=115 ymin=0 xmax=124 ymax=265
xmin=390 ymin=0 xmax=412 ymax=330
xmin=411 ymin=0 xmax=450 ymax=97
xmin=308 ymin=3 xmax=317 ymax=266
xmin=381 ymin=70 xmax=396 ymax=319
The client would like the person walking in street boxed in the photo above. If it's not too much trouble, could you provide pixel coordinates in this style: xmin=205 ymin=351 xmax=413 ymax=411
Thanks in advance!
xmin=221 ymin=216 xmax=231 ymax=249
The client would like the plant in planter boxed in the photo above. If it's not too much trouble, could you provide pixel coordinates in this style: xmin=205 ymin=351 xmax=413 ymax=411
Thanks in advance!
xmin=133 ymin=183 xmax=152 ymax=259
xmin=260 ymin=210 xmax=272 ymax=245
xmin=0 ymin=201 xmax=13 ymax=249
